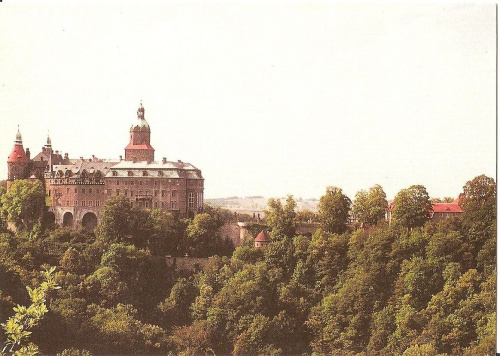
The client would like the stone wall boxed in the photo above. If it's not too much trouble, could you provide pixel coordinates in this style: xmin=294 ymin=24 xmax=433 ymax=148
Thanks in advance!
xmin=165 ymin=256 xmax=211 ymax=273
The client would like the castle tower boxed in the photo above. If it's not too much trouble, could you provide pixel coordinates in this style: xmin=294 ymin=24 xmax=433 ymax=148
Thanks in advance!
xmin=7 ymin=127 xmax=29 ymax=184
xmin=125 ymin=101 xmax=155 ymax=162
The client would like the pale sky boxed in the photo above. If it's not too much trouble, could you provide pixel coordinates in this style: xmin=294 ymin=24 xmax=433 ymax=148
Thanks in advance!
xmin=0 ymin=2 xmax=496 ymax=200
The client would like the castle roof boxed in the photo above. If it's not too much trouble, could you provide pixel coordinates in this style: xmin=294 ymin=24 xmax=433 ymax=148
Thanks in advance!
xmin=51 ymin=160 xmax=120 ymax=178
xmin=7 ymin=144 xmax=28 ymax=163
xmin=432 ymin=203 xmax=463 ymax=214
xmin=254 ymin=230 xmax=271 ymax=242
xmin=124 ymin=142 xmax=155 ymax=151
xmin=111 ymin=160 xmax=201 ymax=172
xmin=8 ymin=127 xmax=28 ymax=163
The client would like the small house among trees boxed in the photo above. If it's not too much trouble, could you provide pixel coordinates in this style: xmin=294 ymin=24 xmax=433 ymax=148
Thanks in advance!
xmin=254 ymin=230 xmax=271 ymax=248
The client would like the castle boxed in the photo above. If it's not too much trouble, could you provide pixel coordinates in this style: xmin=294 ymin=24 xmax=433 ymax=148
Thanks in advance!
xmin=7 ymin=102 xmax=204 ymax=230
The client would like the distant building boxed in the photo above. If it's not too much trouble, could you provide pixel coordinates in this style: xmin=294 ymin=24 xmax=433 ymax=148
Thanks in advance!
xmin=430 ymin=195 xmax=464 ymax=221
xmin=7 ymin=102 xmax=204 ymax=229
xmin=254 ymin=230 xmax=272 ymax=248
xmin=386 ymin=196 xmax=463 ymax=224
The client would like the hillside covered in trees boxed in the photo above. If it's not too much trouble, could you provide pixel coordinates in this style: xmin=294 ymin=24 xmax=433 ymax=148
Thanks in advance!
xmin=0 ymin=175 xmax=495 ymax=355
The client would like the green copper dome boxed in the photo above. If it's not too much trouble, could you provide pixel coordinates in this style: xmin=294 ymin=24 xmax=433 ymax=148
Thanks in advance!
xmin=133 ymin=101 xmax=150 ymax=128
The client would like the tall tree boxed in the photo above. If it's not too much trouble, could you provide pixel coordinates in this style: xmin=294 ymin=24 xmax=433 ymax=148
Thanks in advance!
xmin=352 ymin=184 xmax=388 ymax=226
xmin=0 ymin=180 xmax=46 ymax=231
xmin=317 ymin=187 xmax=351 ymax=234
xmin=95 ymin=196 xmax=135 ymax=243
xmin=459 ymin=175 xmax=496 ymax=233
xmin=391 ymin=185 xmax=432 ymax=230
xmin=265 ymin=196 xmax=297 ymax=239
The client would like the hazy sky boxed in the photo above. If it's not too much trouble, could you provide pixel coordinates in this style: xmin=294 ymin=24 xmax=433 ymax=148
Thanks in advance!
xmin=0 ymin=2 xmax=495 ymax=200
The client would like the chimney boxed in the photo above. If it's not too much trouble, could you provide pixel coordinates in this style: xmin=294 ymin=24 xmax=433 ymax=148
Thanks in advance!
xmin=64 ymin=153 xmax=68 ymax=159
xmin=177 ymin=160 xmax=182 ymax=163
xmin=80 ymin=157 xmax=83 ymax=160
xmin=55 ymin=150 xmax=59 ymax=155
xmin=119 ymin=155 xmax=123 ymax=161
xmin=26 ymin=148 xmax=30 ymax=160
xmin=162 ymin=157 xmax=167 ymax=164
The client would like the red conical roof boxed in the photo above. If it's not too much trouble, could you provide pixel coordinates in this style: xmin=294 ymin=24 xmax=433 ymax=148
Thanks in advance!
xmin=8 ymin=144 xmax=28 ymax=163
xmin=254 ymin=230 xmax=271 ymax=242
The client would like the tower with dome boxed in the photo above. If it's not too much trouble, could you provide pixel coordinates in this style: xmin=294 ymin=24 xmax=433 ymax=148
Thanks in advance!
xmin=6 ymin=103 xmax=204 ymax=229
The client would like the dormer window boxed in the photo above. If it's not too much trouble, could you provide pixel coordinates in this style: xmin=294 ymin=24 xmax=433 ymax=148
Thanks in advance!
xmin=112 ymin=171 xmax=118 ymax=177
xmin=142 ymin=171 xmax=148 ymax=177
xmin=128 ymin=171 xmax=134 ymax=177
xmin=158 ymin=171 xmax=163 ymax=177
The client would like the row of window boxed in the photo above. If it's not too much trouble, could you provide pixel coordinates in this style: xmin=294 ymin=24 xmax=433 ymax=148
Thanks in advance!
xmin=113 ymin=178 xmax=180 ymax=186
xmin=50 ymin=178 xmax=105 ymax=185
xmin=65 ymin=188 xmax=101 ymax=194
xmin=110 ymin=189 xmax=179 ymax=198
xmin=112 ymin=170 xmax=167 ymax=177
xmin=69 ymin=200 xmax=101 ymax=207
xmin=131 ymin=201 xmax=178 ymax=209
xmin=61 ymin=200 xmax=181 ymax=209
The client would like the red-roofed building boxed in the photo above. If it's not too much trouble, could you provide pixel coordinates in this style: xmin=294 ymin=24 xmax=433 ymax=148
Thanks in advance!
xmin=7 ymin=102 xmax=204 ymax=230
xmin=387 ymin=196 xmax=463 ymax=224
xmin=431 ymin=200 xmax=463 ymax=221
xmin=7 ymin=128 xmax=29 ymax=187
xmin=254 ymin=230 xmax=272 ymax=248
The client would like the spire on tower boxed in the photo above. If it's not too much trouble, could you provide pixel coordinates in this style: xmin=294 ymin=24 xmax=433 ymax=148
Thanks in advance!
xmin=45 ymin=131 xmax=52 ymax=149
xmin=15 ymin=125 xmax=22 ymax=145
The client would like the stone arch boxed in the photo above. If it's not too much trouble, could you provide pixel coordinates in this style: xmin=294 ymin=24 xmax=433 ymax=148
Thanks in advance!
xmin=45 ymin=211 xmax=56 ymax=226
xmin=82 ymin=212 xmax=98 ymax=231
xmin=63 ymin=212 xmax=74 ymax=227
xmin=82 ymin=211 xmax=97 ymax=231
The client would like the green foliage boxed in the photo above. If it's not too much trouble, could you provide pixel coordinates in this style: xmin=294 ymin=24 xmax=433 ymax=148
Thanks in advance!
xmin=317 ymin=186 xmax=351 ymax=234
xmin=2 ymin=266 xmax=59 ymax=356
xmin=86 ymin=303 xmax=166 ymax=354
xmin=95 ymin=196 xmax=137 ymax=243
xmin=0 ymin=180 xmax=46 ymax=232
xmin=0 ymin=174 xmax=494 ymax=355
xmin=392 ymin=185 xmax=433 ymax=229
xmin=56 ymin=348 xmax=92 ymax=356
xmin=352 ymin=184 xmax=388 ymax=226
xmin=460 ymin=175 xmax=496 ymax=256
xmin=265 ymin=196 xmax=297 ymax=239
xmin=203 ymin=203 xmax=235 ymax=224
xmin=296 ymin=209 xmax=317 ymax=223
xmin=186 ymin=213 xmax=234 ymax=257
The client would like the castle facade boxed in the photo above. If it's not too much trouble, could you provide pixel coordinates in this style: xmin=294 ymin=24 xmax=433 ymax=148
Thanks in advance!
xmin=7 ymin=103 xmax=204 ymax=229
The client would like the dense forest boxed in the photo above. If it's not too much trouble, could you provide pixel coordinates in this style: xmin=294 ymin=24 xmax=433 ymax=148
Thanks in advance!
xmin=0 ymin=175 xmax=495 ymax=355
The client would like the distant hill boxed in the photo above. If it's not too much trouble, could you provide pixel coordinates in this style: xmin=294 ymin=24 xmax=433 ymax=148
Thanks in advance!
xmin=205 ymin=196 xmax=319 ymax=215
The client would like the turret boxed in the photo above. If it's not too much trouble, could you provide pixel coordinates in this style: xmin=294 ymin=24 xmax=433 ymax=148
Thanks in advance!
xmin=125 ymin=101 xmax=155 ymax=162
xmin=45 ymin=132 xmax=52 ymax=152
xmin=7 ymin=127 xmax=29 ymax=183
